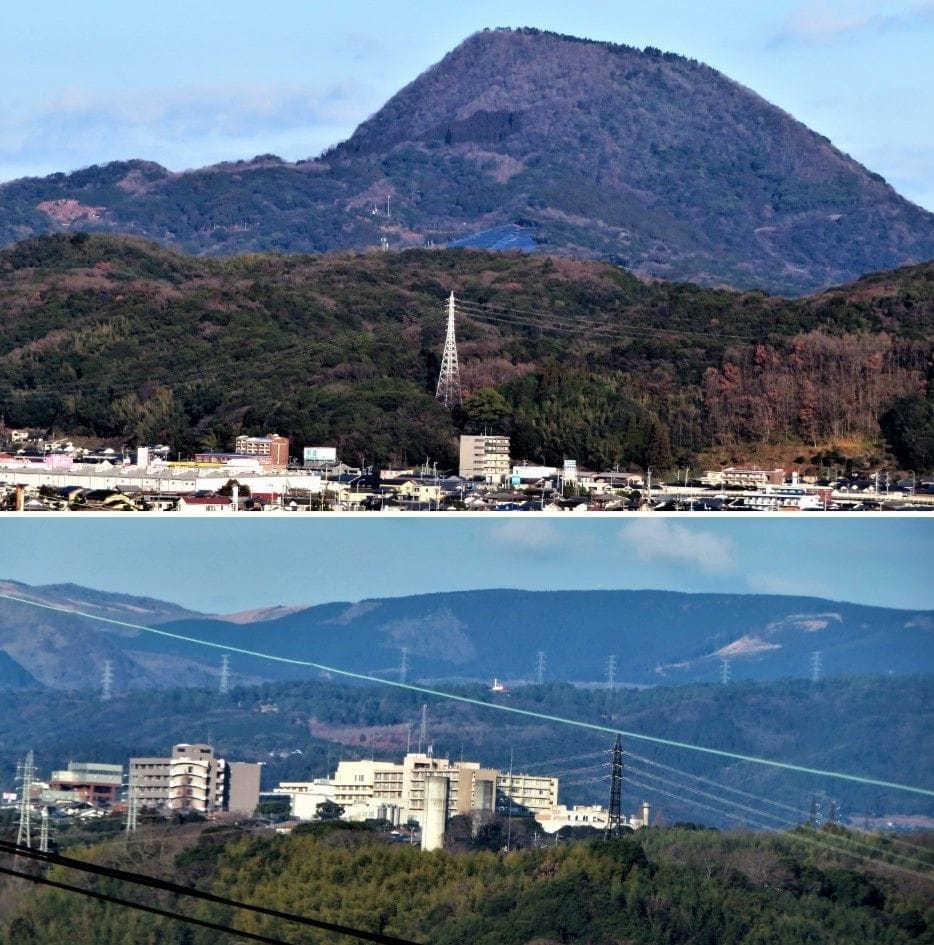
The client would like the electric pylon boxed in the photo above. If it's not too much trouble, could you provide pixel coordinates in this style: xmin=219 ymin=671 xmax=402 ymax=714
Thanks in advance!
xmin=399 ymin=646 xmax=408 ymax=684
xmin=16 ymin=750 xmax=35 ymax=848
xmin=435 ymin=292 xmax=463 ymax=408
xmin=101 ymin=659 xmax=113 ymax=701
xmin=604 ymin=735 xmax=624 ymax=838
xmin=810 ymin=650 xmax=822 ymax=683
xmin=125 ymin=770 xmax=139 ymax=834
xmin=39 ymin=807 xmax=50 ymax=853
xmin=219 ymin=654 xmax=230 ymax=695
xmin=535 ymin=651 xmax=546 ymax=685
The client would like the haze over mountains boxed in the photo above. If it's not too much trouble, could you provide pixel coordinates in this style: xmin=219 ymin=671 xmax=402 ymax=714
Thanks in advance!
xmin=1 ymin=580 xmax=930 ymax=692
xmin=2 ymin=28 xmax=933 ymax=295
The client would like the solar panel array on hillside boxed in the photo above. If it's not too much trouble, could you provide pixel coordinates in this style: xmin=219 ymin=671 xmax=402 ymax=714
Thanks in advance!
xmin=446 ymin=224 xmax=538 ymax=252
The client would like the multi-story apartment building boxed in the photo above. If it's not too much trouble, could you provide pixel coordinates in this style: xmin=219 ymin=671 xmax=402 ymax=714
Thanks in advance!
xmin=496 ymin=770 xmax=560 ymax=814
xmin=234 ymin=433 xmax=290 ymax=468
xmin=129 ymin=744 xmax=260 ymax=815
xmin=458 ymin=435 xmax=511 ymax=483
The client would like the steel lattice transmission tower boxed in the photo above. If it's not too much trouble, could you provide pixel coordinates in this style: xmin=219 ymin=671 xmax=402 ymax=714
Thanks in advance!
xmin=604 ymin=735 xmax=624 ymax=839
xmin=219 ymin=654 xmax=230 ymax=695
xmin=39 ymin=807 xmax=51 ymax=853
xmin=435 ymin=292 xmax=463 ymax=408
xmin=16 ymin=750 xmax=35 ymax=848
xmin=125 ymin=770 xmax=139 ymax=834
xmin=101 ymin=659 xmax=114 ymax=702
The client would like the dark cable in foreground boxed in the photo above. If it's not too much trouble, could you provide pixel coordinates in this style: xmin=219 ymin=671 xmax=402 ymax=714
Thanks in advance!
xmin=0 ymin=863 xmax=296 ymax=945
xmin=0 ymin=840 xmax=422 ymax=945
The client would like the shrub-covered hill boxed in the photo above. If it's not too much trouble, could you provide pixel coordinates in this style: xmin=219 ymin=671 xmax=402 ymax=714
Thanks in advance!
xmin=2 ymin=822 xmax=931 ymax=945
xmin=1 ymin=234 xmax=931 ymax=470
xmin=2 ymin=29 xmax=933 ymax=296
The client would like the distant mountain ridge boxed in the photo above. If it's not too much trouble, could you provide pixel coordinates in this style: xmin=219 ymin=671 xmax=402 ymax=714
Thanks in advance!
xmin=1 ymin=581 xmax=930 ymax=692
xmin=2 ymin=27 xmax=932 ymax=295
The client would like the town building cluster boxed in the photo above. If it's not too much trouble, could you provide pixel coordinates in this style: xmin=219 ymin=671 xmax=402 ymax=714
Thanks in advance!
xmin=3 ymin=428 xmax=929 ymax=512
xmin=270 ymin=749 xmax=650 ymax=851
xmin=8 ymin=743 xmax=651 ymax=852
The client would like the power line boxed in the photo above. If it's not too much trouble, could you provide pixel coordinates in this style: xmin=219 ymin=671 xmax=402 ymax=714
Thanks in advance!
xmin=1 ymin=591 xmax=931 ymax=799
xmin=0 ymin=864 xmax=295 ymax=945
xmin=3 ymin=300 xmax=447 ymax=400
xmin=622 ymin=754 xmax=934 ymax=875
xmin=0 ymin=840 xmax=423 ymax=945
xmin=624 ymin=750 xmax=806 ymax=818
xmin=453 ymin=296 xmax=765 ymax=343
xmin=623 ymin=775 xmax=934 ymax=884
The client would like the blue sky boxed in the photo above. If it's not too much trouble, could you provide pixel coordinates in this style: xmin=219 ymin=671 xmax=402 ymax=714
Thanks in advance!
xmin=1 ymin=517 xmax=931 ymax=614
xmin=2 ymin=0 xmax=933 ymax=210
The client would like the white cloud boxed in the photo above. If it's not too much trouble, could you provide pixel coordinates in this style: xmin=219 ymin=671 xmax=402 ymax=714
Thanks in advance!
xmin=773 ymin=0 xmax=934 ymax=45
xmin=619 ymin=519 xmax=736 ymax=573
xmin=489 ymin=520 xmax=564 ymax=554
xmin=0 ymin=80 xmax=376 ymax=181
xmin=746 ymin=574 xmax=832 ymax=598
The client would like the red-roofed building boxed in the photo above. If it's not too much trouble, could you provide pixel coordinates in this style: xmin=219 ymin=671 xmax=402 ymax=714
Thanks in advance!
xmin=178 ymin=495 xmax=232 ymax=513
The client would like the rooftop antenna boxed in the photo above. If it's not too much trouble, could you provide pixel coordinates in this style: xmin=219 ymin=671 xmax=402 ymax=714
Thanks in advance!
xmin=219 ymin=654 xmax=230 ymax=695
xmin=435 ymin=292 xmax=463 ymax=408
xmin=418 ymin=704 xmax=428 ymax=754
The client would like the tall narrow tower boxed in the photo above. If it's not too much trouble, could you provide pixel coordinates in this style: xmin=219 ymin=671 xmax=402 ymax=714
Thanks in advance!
xmin=604 ymin=735 xmax=624 ymax=839
xmin=101 ymin=660 xmax=113 ymax=702
xmin=435 ymin=292 xmax=463 ymax=408
xmin=16 ymin=750 xmax=35 ymax=848
xmin=126 ymin=770 xmax=139 ymax=834
xmin=39 ymin=807 xmax=50 ymax=853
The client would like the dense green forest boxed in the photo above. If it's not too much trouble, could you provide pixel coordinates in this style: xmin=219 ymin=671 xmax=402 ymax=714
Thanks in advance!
xmin=1 ymin=235 xmax=931 ymax=471
xmin=2 ymin=821 xmax=931 ymax=944
xmin=2 ymin=676 xmax=931 ymax=823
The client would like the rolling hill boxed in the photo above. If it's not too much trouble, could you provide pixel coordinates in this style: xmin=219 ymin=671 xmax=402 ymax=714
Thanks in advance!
xmin=2 ymin=28 xmax=932 ymax=295
xmin=1 ymin=581 xmax=930 ymax=692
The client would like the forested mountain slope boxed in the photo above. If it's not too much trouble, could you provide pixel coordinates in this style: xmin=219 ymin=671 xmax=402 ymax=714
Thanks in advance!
xmin=2 ymin=822 xmax=931 ymax=945
xmin=1 ymin=235 xmax=931 ymax=470
xmin=2 ymin=29 xmax=932 ymax=295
